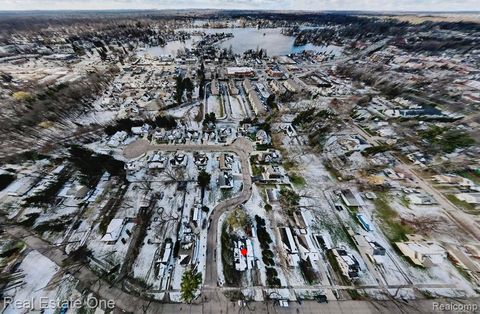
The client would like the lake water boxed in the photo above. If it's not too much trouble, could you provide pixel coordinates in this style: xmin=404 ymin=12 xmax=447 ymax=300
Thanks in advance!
xmin=138 ymin=37 xmax=200 ymax=57
xmin=139 ymin=27 xmax=342 ymax=57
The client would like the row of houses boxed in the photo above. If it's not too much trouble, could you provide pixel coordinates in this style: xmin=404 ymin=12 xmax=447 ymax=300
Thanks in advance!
xmin=243 ymin=79 xmax=266 ymax=116
xmin=278 ymin=211 xmax=321 ymax=267
xmin=433 ymin=174 xmax=480 ymax=206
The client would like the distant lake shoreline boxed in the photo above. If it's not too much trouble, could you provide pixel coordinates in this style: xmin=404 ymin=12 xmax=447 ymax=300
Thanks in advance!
xmin=138 ymin=27 xmax=342 ymax=57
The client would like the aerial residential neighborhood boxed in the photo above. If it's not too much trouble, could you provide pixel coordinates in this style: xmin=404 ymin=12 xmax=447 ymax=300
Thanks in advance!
xmin=0 ymin=5 xmax=480 ymax=314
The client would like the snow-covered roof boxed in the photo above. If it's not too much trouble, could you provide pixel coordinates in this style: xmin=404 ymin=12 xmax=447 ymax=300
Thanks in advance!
xmin=396 ymin=240 xmax=446 ymax=266
xmin=226 ymin=67 xmax=254 ymax=75
xmin=101 ymin=218 xmax=126 ymax=242
xmin=5 ymin=176 xmax=36 ymax=196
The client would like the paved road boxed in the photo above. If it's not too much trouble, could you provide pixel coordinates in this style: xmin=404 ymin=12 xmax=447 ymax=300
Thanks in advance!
xmin=124 ymin=137 xmax=252 ymax=159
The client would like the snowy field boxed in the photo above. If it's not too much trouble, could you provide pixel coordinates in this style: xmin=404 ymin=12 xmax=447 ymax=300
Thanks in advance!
xmin=207 ymin=95 xmax=224 ymax=119
xmin=229 ymin=96 xmax=248 ymax=120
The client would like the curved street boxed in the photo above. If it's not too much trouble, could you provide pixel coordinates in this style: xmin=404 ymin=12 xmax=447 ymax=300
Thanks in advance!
xmin=123 ymin=137 xmax=255 ymax=287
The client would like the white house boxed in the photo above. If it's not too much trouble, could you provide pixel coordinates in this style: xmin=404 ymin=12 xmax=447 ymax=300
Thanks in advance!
xmin=332 ymin=248 xmax=360 ymax=279
xmin=131 ymin=124 xmax=151 ymax=136
xmin=406 ymin=193 xmax=437 ymax=205
xmin=107 ymin=131 xmax=128 ymax=147
xmin=278 ymin=227 xmax=300 ymax=267
xmin=148 ymin=152 xmax=167 ymax=170
xmin=295 ymin=234 xmax=320 ymax=262
xmin=101 ymin=218 xmax=127 ymax=244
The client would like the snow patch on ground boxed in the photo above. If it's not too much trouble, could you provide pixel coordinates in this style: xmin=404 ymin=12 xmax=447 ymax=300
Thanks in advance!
xmin=3 ymin=250 xmax=60 ymax=314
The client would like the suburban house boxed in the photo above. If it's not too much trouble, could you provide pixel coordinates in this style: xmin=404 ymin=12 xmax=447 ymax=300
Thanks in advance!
xmin=283 ymin=78 xmax=303 ymax=93
xmin=148 ymin=152 xmax=167 ymax=170
xmin=266 ymin=67 xmax=283 ymax=78
xmin=218 ymin=172 xmax=234 ymax=189
xmin=406 ymin=193 xmax=437 ymax=205
xmin=256 ymin=130 xmax=271 ymax=145
xmin=433 ymin=174 xmax=476 ymax=188
xmin=234 ymin=239 xmax=255 ymax=272
xmin=170 ymin=153 xmax=188 ymax=167
xmin=332 ymin=248 xmax=361 ymax=279
xmin=131 ymin=124 xmax=151 ymax=136
xmin=107 ymin=131 xmax=128 ymax=147
xmin=227 ymin=67 xmax=255 ymax=78
xmin=339 ymin=189 xmax=365 ymax=207
xmin=269 ymin=79 xmax=287 ymax=94
xmin=254 ymin=149 xmax=281 ymax=164
xmin=101 ymin=218 xmax=127 ymax=244
xmin=295 ymin=234 xmax=320 ymax=262
xmin=194 ymin=153 xmax=208 ymax=168
xmin=278 ymin=227 xmax=300 ymax=267
xmin=243 ymin=78 xmax=266 ymax=115
xmin=262 ymin=165 xmax=285 ymax=183
xmin=218 ymin=153 xmax=234 ymax=171
xmin=395 ymin=235 xmax=446 ymax=267
xmin=266 ymin=188 xmax=280 ymax=204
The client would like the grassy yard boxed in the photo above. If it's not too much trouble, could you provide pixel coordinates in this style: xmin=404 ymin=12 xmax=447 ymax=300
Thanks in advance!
xmin=326 ymin=250 xmax=348 ymax=285
xmin=374 ymin=193 xmax=413 ymax=242
xmin=251 ymin=164 xmax=263 ymax=176
xmin=457 ymin=170 xmax=480 ymax=185
xmin=282 ymin=159 xmax=297 ymax=171
xmin=400 ymin=195 xmax=411 ymax=208
xmin=446 ymin=194 xmax=478 ymax=213
xmin=324 ymin=163 xmax=343 ymax=181
xmin=288 ymin=172 xmax=306 ymax=187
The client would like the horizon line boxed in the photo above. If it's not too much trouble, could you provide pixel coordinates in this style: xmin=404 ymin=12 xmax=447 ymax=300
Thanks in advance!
xmin=0 ymin=8 xmax=479 ymax=14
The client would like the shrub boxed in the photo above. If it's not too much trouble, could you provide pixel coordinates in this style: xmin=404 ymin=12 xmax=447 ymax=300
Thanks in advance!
xmin=266 ymin=267 xmax=278 ymax=278
xmin=0 ymin=174 xmax=15 ymax=191
xmin=257 ymin=226 xmax=272 ymax=249
xmin=299 ymin=259 xmax=320 ymax=284
xmin=180 ymin=268 xmax=202 ymax=303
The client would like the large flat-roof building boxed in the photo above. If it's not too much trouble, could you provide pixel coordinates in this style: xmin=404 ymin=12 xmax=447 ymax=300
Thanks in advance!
xmin=226 ymin=67 xmax=255 ymax=78
xmin=396 ymin=235 xmax=446 ymax=267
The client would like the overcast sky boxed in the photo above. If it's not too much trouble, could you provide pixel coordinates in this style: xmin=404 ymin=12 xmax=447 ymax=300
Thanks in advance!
xmin=0 ymin=0 xmax=479 ymax=11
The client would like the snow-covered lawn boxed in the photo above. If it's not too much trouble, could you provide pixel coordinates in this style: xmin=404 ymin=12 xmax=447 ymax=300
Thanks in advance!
xmin=229 ymin=96 xmax=247 ymax=120
xmin=3 ymin=251 xmax=61 ymax=314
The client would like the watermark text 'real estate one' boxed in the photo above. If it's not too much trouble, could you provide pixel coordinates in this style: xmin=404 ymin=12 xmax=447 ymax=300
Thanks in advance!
xmin=3 ymin=296 xmax=115 ymax=311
